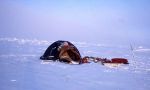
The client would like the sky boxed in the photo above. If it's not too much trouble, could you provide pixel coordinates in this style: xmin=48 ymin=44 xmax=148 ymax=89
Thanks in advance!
xmin=0 ymin=0 xmax=150 ymax=45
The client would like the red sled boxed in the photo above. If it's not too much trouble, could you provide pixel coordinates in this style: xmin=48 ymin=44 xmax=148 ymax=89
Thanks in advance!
xmin=111 ymin=58 xmax=129 ymax=64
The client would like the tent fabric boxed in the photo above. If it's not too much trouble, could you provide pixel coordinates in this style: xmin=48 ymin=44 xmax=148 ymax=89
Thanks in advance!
xmin=40 ymin=40 xmax=81 ymax=62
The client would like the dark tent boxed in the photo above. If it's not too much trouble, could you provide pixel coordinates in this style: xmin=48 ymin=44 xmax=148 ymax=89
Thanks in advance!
xmin=40 ymin=40 xmax=82 ymax=62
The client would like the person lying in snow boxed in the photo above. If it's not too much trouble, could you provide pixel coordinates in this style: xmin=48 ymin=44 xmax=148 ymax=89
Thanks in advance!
xmin=40 ymin=40 xmax=129 ymax=65
xmin=58 ymin=42 xmax=82 ymax=64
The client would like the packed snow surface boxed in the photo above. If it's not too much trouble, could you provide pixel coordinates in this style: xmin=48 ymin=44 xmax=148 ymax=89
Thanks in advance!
xmin=0 ymin=38 xmax=150 ymax=90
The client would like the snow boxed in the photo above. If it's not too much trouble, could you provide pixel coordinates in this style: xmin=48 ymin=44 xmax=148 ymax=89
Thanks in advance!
xmin=0 ymin=38 xmax=150 ymax=90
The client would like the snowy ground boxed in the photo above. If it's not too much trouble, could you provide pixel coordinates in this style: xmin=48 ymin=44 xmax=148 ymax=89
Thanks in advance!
xmin=0 ymin=38 xmax=150 ymax=90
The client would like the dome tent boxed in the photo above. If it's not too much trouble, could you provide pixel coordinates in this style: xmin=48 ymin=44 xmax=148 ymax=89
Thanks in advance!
xmin=40 ymin=40 xmax=81 ymax=62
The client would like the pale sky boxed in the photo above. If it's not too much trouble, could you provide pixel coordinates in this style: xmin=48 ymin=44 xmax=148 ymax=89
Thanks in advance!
xmin=0 ymin=0 xmax=150 ymax=45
